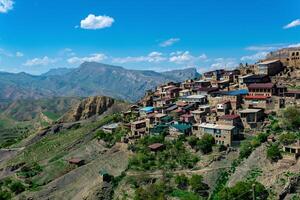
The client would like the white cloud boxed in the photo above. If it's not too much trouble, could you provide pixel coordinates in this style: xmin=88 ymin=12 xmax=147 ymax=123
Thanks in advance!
xmin=80 ymin=14 xmax=114 ymax=30
xmin=0 ymin=0 xmax=14 ymax=13
xmin=67 ymin=53 xmax=107 ymax=64
xmin=240 ymin=51 xmax=268 ymax=61
xmin=16 ymin=52 xmax=24 ymax=57
xmin=169 ymin=51 xmax=207 ymax=64
xmin=288 ymin=43 xmax=300 ymax=48
xmin=159 ymin=38 xmax=180 ymax=47
xmin=246 ymin=46 xmax=277 ymax=51
xmin=59 ymin=48 xmax=75 ymax=57
xmin=201 ymin=58 xmax=237 ymax=73
xmin=0 ymin=48 xmax=13 ymax=57
xmin=112 ymin=52 xmax=166 ymax=64
xmin=23 ymin=56 xmax=58 ymax=66
xmin=283 ymin=19 xmax=300 ymax=29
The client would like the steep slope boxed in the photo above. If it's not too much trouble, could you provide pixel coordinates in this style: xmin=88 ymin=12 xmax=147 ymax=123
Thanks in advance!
xmin=0 ymin=96 xmax=130 ymax=200
xmin=0 ymin=62 xmax=199 ymax=102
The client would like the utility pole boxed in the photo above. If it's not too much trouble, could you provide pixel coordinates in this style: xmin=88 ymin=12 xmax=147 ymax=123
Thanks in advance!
xmin=252 ymin=183 xmax=256 ymax=200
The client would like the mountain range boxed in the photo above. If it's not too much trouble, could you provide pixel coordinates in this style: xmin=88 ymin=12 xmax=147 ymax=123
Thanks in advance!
xmin=0 ymin=62 xmax=199 ymax=102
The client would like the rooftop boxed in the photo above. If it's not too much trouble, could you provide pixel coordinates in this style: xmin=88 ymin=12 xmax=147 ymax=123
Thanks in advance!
xmin=131 ymin=120 xmax=146 ymax=125
xmin=248 ymin=83 xmax=274 ymax=89
xmin=219 ymin=114 xmax=240 ymax=120
xmin=140 ymin=106 xmax=154 ymax=112
xmin=239 ymin=108 xmax=262 ymax=114
xmin=199 ymin=123 xmax=235 ymax=130
xmin=181 ymin=94 xmax=206 ymax=99
xmin=258 ymin=59 xmax=280 ymax=65
xmin=245 ymin=95 xmax=270 ymax=100
xmin=148 ymin=143 xmax=164 ymax=150
xmin=102 ymin=123 xmax=119 ymax=129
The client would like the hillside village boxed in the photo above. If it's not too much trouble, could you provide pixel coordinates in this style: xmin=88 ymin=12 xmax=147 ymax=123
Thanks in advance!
xmin=122 ymin=47 xmax=300 ymax=147
xmin=0 ymin=47 xmax=299 ymax=200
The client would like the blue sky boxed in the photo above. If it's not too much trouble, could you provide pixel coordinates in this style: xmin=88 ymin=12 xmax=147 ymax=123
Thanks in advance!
xmin=0 ymin=0 xmax=299 ymax=74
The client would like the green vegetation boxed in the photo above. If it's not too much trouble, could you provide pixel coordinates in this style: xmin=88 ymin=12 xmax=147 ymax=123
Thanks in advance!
xmin=189 ymin=175 xmax=209 ymax=197
xmin=279 ymin=132 xmax=297 ymax=145
xmin=129 ymin=135 xmax=199 ymax=171
xmin=0 ymin=178 xmax=26 ymax=199
xmin=129 ymin=173 xmax=208 ymax=200
xmin=197 ymin=134 xmax=215 ymax=154
xmin=18 ymin=162 xmax=43 ymax=178
xmin=188 ymin=134 xmax=215 ymax=154
xmin=239 ymin=132 xmax=269 ymax=160
xmin=281 ymin=106 xmax=300 ymax=130
xmin=215 ymin=181 xmax=268 ymax=200
xmin=42 ymin=111 xmax=60 ymax=121
xmin=1 ymin=114 xmax=120 ymax=195
xmin=266 ymin=143 xmax=282 ymax=162
xmin=175 ymin=174 xmax=189 ymax=190
xmin=95 ymin=127 xmax=127 ymax=148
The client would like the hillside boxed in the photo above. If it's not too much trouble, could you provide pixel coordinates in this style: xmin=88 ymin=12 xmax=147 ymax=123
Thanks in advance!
xmin=0 ymin=62 xmax=199 ymax=102
xmin=0 ymin=97 xmax=81 ymax=148
xmin=0 ymin=96 xmax=130 ymax=200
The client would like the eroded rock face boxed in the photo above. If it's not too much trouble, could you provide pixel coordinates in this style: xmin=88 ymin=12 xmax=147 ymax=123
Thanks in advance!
xmin=60 ymin=96 xmax=114 ymax=122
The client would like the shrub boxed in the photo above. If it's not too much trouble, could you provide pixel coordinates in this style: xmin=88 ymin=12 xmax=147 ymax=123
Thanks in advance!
xmin=267 ymin=144 xmax=282 ymax=162
xmin=10 ymin=181 xmax=26 ymax=194
xmin=175 ymin=174 xmax=189 ymax=190
xmin=239 ymin=140 xmax=253 ymax=159
xmin=216 ymin=181 xmax=268 ymax=200
xmin=197 ymin=134 xmax=215 ymax=154
xmin=281 ymin=107 xmax=300 ymax=130
xmin=189 ymin=175 xmax=209 ymax=197
xmin=279 ymin=133 xmax=297 ymax=145
xmin=0 ymin=190 xmax=12 ymax=200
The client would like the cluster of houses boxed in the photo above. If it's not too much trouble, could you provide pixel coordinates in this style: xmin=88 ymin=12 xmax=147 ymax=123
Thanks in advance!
xmin=120 ymin=59 xmax=300 ymax=148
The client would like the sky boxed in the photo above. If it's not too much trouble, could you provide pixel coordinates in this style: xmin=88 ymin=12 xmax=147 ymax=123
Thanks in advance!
xmin=0 ymin=0 xmax=300 ymax=75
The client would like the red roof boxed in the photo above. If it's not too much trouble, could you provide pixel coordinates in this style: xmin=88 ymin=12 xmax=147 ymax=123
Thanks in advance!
xmin=245 ymin=95 xmax=270 ymax=100
xmin=219 ymin=114 xmax=240 ymax=120
xmin=248 ymin=83 xmax=274 ymax=89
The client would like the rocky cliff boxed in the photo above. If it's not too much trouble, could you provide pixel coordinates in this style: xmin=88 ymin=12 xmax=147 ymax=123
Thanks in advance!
xmin=59 ymin=96 xmax=115 ymax=123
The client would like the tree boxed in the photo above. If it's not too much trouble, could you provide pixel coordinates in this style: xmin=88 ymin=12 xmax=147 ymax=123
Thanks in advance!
xmin=281 ymin=107 xmax=300 ymax=130
xmin=10 ymin=181 xmax=25 ymax=194
xmin=239 ymin=140 xmax=253 ymax=159
xmin=175 ymin=174 xmax=189 ymax=190
xmin=197 ymin=134 xmax=215 ymax=154
xmin=279 ymin=133 xmax=297 ymax=145
xmin=189 ymin=175 xmax=209 ymax=197
xmin=0 ymin=190 xmax=12 ymax=200
xmin=267 ymin=144 xmax=282 ymax=162
xmin=216 ymin=181 xmax=268 ymax=200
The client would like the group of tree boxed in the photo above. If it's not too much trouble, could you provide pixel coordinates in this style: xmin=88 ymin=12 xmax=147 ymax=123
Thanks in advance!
xmin=215 ymin=181 xmax=268 ymax=200
xmin=188 ymin=134 xmax=215 ymax=154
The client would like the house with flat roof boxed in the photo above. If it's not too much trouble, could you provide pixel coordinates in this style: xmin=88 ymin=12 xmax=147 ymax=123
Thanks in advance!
xmin=257 ymin=59 xmax=283 ymax=76
xmin=101 ymin=123 xmax=119 ymax=133
xmin=180 ymin=95 xmax=207 ymax=104
xmin=193 ymin=123 xmax=237 ymax=146
xmin=248 ymin=83 xmax=276 ymax=97
xmin=218 ymin=114 xmax=243 ymax=133
xmin=130 ymin=119 xmax=149 ymax=138
xmin=238 ymin=74 xmax=270 ymax=88
xmin=169 ymin=123 xmax=192 ymax=137
xmin=239 ymin=108 xmax=265 ymax=129
xmin=244 ymin=95 xmax=274 ymax=110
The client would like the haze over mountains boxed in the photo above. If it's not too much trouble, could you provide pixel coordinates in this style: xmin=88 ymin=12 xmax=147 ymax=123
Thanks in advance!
xmin=0 ymin=62 xmax=199 ymax=102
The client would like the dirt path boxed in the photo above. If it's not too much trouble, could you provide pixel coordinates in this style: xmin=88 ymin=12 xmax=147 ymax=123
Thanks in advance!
xmin=126 ymin=165 xmax=231 ymax=178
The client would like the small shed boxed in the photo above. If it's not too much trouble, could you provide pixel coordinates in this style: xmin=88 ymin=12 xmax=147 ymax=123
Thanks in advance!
xmin=148 ymin=143 xmax=165 ymax=152
xmin=68 ymin=158 xmax=85 ymax=166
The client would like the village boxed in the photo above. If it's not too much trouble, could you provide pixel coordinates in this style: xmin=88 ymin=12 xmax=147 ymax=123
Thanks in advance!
xmin=101 ymin=47 xmax=300 ymax=153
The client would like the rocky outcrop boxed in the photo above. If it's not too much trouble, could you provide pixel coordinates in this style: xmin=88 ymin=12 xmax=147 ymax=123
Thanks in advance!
xmin=60 ymin=96 xmax=115 ymax=123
